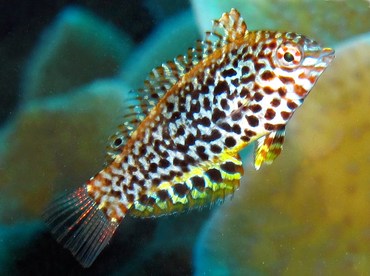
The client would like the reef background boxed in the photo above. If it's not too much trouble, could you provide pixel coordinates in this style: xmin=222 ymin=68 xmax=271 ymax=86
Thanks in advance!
xmin=0 ymin=0 xmax=369 ymax=275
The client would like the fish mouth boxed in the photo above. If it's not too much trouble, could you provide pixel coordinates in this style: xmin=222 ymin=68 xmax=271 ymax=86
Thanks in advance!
xmin=302 ymin=46 xmax=335 ymax=68
xmin=309 ymin=47 xmax=335 ymax=69
xmin=320 ymin=47 xmax=335 ymax=64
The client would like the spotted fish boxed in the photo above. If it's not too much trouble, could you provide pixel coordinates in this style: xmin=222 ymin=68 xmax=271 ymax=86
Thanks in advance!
xmin=43 ymin=9 xmax=334 ymax=267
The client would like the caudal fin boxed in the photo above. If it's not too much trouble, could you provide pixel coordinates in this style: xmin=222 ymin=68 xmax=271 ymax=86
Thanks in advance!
xmin=43 ymin=185 xmax=119 ymax=267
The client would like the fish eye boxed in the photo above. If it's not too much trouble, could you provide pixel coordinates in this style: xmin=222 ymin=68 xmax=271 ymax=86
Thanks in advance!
xmin=283 ymin=52 xmax=294 ymax=62
xmin=275 ymin=42 xmax=303 ymax=69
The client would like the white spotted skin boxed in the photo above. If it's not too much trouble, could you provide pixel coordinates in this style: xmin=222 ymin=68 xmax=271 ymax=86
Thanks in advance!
xmin=42 ymin=10 xmax=335 ymax=269
xmin=88 ymin=30 xmax=334 ymax=221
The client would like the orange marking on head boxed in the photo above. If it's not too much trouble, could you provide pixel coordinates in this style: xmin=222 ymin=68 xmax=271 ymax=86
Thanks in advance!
xmin=308 ymin=75 xmax=316 ymax=84
xmin=298 ymin=72 xmax=306 ymax=79
xmin=294 ymin=84 xmax=307 ymax=97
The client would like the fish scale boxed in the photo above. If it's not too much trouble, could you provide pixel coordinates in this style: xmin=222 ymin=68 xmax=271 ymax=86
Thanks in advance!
xmin=43 ymin=8 xmax=334 ymax=267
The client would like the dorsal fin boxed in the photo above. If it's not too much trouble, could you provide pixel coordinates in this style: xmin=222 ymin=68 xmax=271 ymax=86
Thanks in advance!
xmin=137 ymin=8 xmax=248 ymax=111
xmin=105 ymin=9 xmax=247 ymax=163
xmin=139 ymin=39 xmax=207 ymax=109
xmin=213 ymin=8 xmax=247 ymax=42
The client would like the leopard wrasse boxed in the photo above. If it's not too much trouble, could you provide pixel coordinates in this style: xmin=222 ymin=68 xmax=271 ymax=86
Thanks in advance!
xmin=43 ymin=8 xmax=334 ymax=267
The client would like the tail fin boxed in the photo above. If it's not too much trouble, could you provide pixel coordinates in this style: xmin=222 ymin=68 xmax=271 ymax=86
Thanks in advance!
xmin=43 ymin=185 xmax=119 ymax=267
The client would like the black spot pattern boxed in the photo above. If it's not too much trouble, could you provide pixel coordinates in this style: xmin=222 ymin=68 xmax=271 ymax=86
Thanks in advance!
xmin=196 ymin=146 xmax=209 ymax=161
xmin=173 ymin=184 xmax=188 ymax=197
xmin=202 ymin=129 xmax=222 ymax=142
xmin=225 ymin=136 xmax=236 ymax=148
xmin=221 ymin=68 xmax=237 ymax=78
xmin=246 ymin=115 xmax=259 ymax=127
xmin=157 ymin=190 xmax=169 ymax=201
xmin=191 ymin=176 xmax=206 ymax=190
xmin=210 ymin=144 xmax=222 ymax=153
xmin=213 ymin=81 xmax=229 ymax=96
xmin=221 ymin=162 xmax=238 ymax=174
xmin=231 ymin=110 xmax=242 ymax=121
xmin=212 ymin=108 xmax=226 ymax=123
xmin=206 ymin=169 xmax=222 ymax=183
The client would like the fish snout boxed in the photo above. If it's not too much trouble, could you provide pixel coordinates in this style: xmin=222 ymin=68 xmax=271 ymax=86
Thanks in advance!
xmin=320 ymin=47 xmax=335 ymax=64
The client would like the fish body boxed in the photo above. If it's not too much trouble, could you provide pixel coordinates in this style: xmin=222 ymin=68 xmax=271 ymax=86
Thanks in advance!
xmin=44 ymin=9 xmax=334 ymax=267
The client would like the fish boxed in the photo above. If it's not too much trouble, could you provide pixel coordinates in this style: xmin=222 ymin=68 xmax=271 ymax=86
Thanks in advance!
xmin=43 ymin=8 xmax=335 ymax=267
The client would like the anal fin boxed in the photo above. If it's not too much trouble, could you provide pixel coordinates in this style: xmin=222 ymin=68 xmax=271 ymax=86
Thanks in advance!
xmin=254 ymin=127 xmax=286 ymax=170
xmin=130 ymin=153 xmax=244 ymax=217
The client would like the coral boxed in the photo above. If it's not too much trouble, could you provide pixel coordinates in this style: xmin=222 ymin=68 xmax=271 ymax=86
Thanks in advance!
xmin=191 ymin=0 xmax=370 ymax=45
xmin=194 ymin=33 xmax=370 ymax=275
xmin=22 ymin=6 xmax=133 ymax=100
xmin=120 ymin=10 xmax=199 ymax=88
xmin=0 ymin=79 xmax=132 ymax=223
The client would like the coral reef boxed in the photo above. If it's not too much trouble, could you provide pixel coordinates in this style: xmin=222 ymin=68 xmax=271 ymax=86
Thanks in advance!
xmin=191 ymin=0 xmax=370 ymax=45
xmin=22 ymin=6 xmax=133 ymax=100
xmin=194 ymin=33 xmax=370 ymax=275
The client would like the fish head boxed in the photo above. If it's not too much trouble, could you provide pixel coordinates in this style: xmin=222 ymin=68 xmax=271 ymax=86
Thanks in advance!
xmin=238 ymin=31 xmax=335 ymax=133
xmin=269 ymin=32 xmax=335 ymax=104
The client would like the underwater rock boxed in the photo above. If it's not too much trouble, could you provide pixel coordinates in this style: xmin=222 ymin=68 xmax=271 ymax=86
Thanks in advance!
xmin=191 ymin=0 xmax=370 ymax=46
xmin=120 ymin=10 xmax=199 ymax=88
xmin=194 ymin=33 xmax=370 ymax=275
xmin=22 ymin=6 xmax=133 ymax=100
xmin=0 ymin=79 xmax=132 ymax=223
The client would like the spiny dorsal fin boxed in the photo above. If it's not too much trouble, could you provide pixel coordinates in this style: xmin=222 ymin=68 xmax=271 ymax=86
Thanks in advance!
xmin=254 ymin=127 xmax=286 ymax=170
xmin=105 ymin=9 xmax=247 ymax=163
xmin=213 ymin=8 xmax=247 ymax=43
xmin=137 ymin=8 xmax=248 ymax=110
xmin=139 ymin=39 xmax=206 ymax=107
xmin=130 ymin=153 xmax=244 ymax=217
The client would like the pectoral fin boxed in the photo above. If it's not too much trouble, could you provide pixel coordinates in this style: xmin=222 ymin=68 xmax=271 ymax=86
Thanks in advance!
xmin=254 ymin=127 xmax=286 ymax=170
